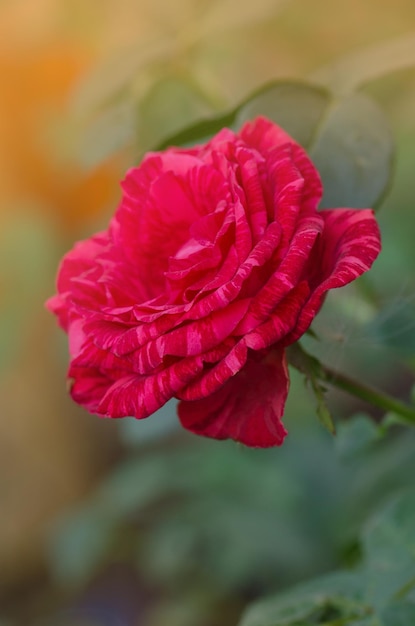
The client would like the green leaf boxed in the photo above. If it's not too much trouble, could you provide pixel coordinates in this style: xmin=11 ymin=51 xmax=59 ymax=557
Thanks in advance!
xmin=239 ymin=492 xmax=415 ymax=625
xmin=367 ymin=299 xmax=415 ymax=357
xmin=309 ymin=93 xmax=394 ymax=209
xmin=235 ymin=81 xmax=330 ymax=149
xmin=335 ymin=414 xmax=383 ymax=461
xmin=362 ymin=490 xmax=415 ymax=611
xmin=155 ymin=110 xmax=235 ymax=150
xmin=287 ymin=343 xmax=336 ymax=435
xmin=137 ymin=76 xmax=215 ymax=153
xmin=157 ymin=81 xmax=393 ymax=210
xmin=314 ymin=387 xmax=336 ymax=436
xmin=380 ymin=412 xmax=410 ymax=431
xmin=380 ymin=601 xmax=415 ymax=626
xmin=239 ymin=570 xmax=368 ymax=626
xmin=156 ymin=80 xmax=329 ymax=151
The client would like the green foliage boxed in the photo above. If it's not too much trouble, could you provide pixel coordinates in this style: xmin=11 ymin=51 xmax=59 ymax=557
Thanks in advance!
xmin=362 ymin=491 xmax=415 ymax=611
xmin=367 ymin=298 xmax=415 ymax=357
xmin=157 ymin=81 xmax=330 ymax=149
xmin=137 ymin=76 xmax=214 ymax=152
xmin=334 ymin=414 xmax=383 ymax=460
xmin=239 ymin=571 xmax=368 ymax=626
xmin=286 ymin=343 xmax=335 ymax=434
xmin=239 ymin=490 xmax=415 ymax=626
xmin=47 ymin=411 xmax=415 ymax=602
xmin=77 ymin=69 xmax=394 ymax=213
xmin=157 ymin=80 xmax=393 ymax=210
xmin=309 ymin=93 xmax=393 ymax=209
xmin=234 ymin=81 xmax=330 ymax=148
xmin=156 ymin=80 xmax=331 ymax=149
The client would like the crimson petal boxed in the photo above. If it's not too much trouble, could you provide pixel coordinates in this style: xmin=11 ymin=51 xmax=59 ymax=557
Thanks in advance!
xmin=285 ymin=208 xmax=381 ymax=345
xmin=178 ymin=349 xmax=289 ymax=447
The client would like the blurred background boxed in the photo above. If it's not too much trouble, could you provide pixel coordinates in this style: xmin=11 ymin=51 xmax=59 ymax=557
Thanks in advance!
xmin=2 ymin=1 xmax=415 ymax=624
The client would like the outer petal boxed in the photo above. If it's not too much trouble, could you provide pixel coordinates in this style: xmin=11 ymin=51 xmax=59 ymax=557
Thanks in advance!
xmin=285 ymin=208 xmax=381 ymax=345
xmin=96 ymin=354 xmax=205 ymax=418
xmin=94 ymin=340 xmax=236 ymax=420
xmin=70 ymin=346 xmax=205 ymax=419
xmin=68 ymin=341 xmax=132 ymax=413
xmin=240 ymin=116 xmax=296 ymax=153
xmin=46 ymin=232 xmax=110 ymax=330
xmin=178 ymin=349 xmax=289 ymax=447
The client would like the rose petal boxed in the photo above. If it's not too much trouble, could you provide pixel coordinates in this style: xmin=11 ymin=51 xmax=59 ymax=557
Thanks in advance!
xmin=179 ymin=282 xmax=309 ymax=401
xmin=46 ymin=232 xmax=110 ymax=329
xmin=236 ymin=214 xmax=323 ymax=334
xmin=285 ymin=208 xmax=381 ymax=344
xmin=178 ymin=349 xmax=289 ymax=447
xmin=240 ymin=116 xmax=296 ymax=153
xmin=129 ymin=298 xmax=250 ymax=373
xmin=241 ymin=116 xmax=323 ymax=210
xmin=71 ymin=349 xmax=205 ymax=419
xmin=233 ymin=146 xmax=269 ymax=243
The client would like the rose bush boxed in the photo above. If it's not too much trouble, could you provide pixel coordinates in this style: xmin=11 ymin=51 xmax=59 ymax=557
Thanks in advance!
xmin=47 ymin=117 xmax=381 ymax=447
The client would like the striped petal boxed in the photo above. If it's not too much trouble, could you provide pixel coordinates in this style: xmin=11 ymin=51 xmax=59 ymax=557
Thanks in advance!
xmin=178 ymin=349 xmax=289 ymax=447
xmin=285 ymin=208 xmax=381 ymax=345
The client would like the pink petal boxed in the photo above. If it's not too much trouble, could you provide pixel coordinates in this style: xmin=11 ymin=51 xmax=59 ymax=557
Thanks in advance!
xmin=241 ymin=117 xmax=323 ymax=217
xmin=240 ymin=116 xmax=296 ymax=153
xmin=178 ymin=349 xmax=289 ymax=447
xmin=285 ymin=208 xmax=381 ymax=344
xmin=45 ymin=232 xmax=110 ymax=329
xmin=97 ymin=354 xmax=206 ymax=418
xmin=235 ymin=214 xmax=323 ymax=334
xmin=179 ymin=282 xmax=309 ymax=402
xmin=69 ymin=341 xmax=132 ymax=413
xmin=70 ymin=340 xmax=211 ymax=419
xmin=113 ymin=156 xmax=229 ymax=300
xmin=233 ymin=146 xmax=269 ymax=243
xmin=129 ymin=298 xmax=250 ymax=374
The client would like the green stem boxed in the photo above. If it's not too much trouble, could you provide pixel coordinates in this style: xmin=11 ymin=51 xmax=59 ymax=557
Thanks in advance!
xmin=287 ymin=343 xmax=415 ymax=426
xmin=322 ymin=365 xmax=415 ymax=424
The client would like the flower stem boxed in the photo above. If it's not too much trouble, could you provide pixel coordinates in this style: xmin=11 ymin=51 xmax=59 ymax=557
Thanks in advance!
xmin=287 ymin=343 xmax=415 ymax=426
xmin=321 ymin=364 xmax=415 ymax=424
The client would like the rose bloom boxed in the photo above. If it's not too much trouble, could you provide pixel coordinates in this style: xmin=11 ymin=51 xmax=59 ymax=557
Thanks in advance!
xmin=47 ymin=117 xmax=381 ymax=447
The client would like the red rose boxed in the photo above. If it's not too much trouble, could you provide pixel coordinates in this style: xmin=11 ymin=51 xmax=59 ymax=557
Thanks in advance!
xmin=47 ymin=117 xmax=381 ymax=447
